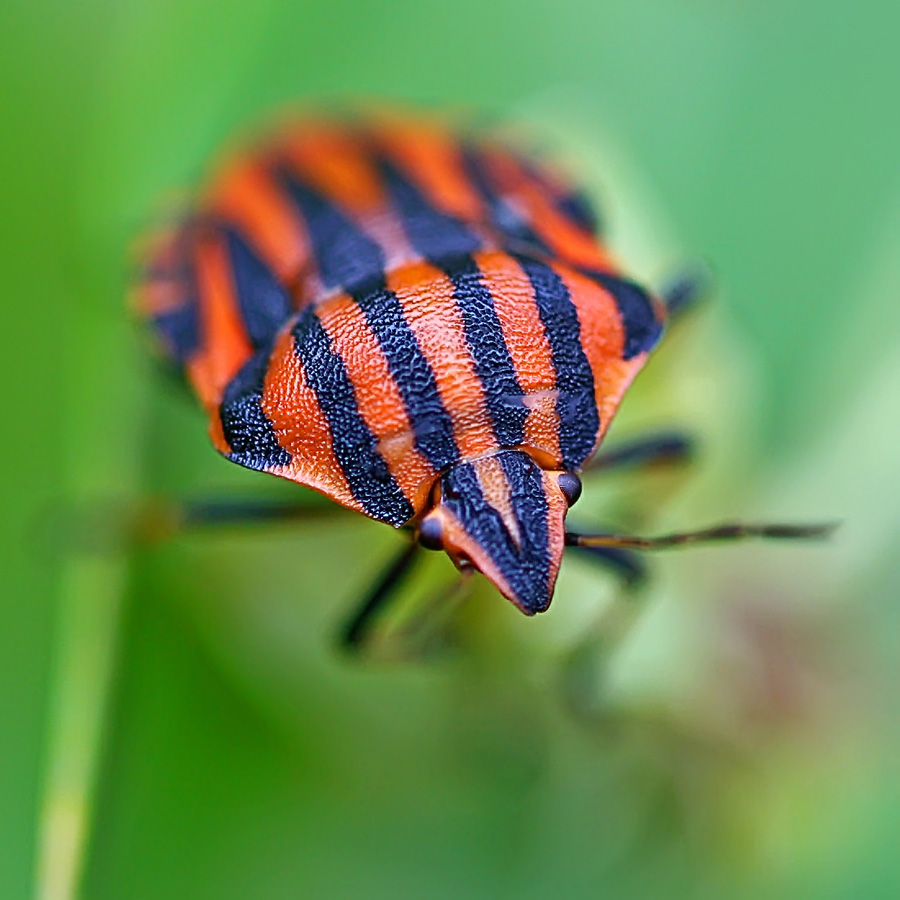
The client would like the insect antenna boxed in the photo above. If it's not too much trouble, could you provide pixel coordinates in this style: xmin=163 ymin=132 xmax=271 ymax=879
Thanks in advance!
xmin=565 ymin=521 xmax=838 ymax=552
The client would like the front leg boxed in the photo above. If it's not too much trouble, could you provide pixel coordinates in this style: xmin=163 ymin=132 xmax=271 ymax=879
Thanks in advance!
xmin=566 ymin=542 xmax=648 ymax=589
xmin=340 ymin=545 xmax=477 ymax=659
xmin=109 ymin=494 xmax=354 ymax=545
xmin=340 ymin=541 xmax=421 ymax=650
xmin=584 ymin=430 xmax=695 ymax=474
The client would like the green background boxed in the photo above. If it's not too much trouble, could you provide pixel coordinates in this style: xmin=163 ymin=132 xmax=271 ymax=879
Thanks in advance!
xmin=4 ymin=1 xmax=899 ymax=898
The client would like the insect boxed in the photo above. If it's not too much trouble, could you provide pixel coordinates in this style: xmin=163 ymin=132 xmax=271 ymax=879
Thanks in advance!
xmin=135 ymin=112 xmax=829 ymax=647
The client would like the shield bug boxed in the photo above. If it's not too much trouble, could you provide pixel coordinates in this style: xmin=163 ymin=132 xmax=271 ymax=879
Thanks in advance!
xmin=134 ymin=112 xmax=831 ymax=646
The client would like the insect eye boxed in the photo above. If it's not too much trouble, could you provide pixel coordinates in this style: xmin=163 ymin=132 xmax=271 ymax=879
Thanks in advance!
xmin=557 ymin=472 xmax=583 ymax=507
xmin=418 ymin=516 xmax=444 ymax=551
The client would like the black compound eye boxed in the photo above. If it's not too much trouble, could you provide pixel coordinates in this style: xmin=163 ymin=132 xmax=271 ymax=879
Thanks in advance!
xmin=418 ymin=516 xmax=444 ymax=551
xmin=557 ymin=472 xmax=583 ymax=507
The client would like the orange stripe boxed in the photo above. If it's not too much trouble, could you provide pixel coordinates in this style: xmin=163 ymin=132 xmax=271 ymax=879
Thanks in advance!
xmin=387 ymin=261 xmax=498 ymax=461
xmin=482 ymin=147 xmax=619 ymax=273
xmin=314 ymin=292 xmax=437 ymax=513
xmin=133 ymin=275 xmax=186 ymax=320
xmin=513 ymin=153 xmax=573 ymax=202
xmin=132 ymin=225 xmax=190 ymax=317
xmin=474 ymin=251 xmax=563 ymax=465
xmin=552 ymin=262 xmax=644 ymax=445
xmin=372 ymin=120 xmax=485 ymax=223
xmin=259 ymin=325 xmax=360 ymax=511
xmin=279 ymin=124 xmax=385 ymax=216
xmin=206 ymin=155 xmax=308 ymax=287
xmin=186 ymin=231 xmax=254 ymax=410
xmin=209 ymin=413 xmax=231 ymax=456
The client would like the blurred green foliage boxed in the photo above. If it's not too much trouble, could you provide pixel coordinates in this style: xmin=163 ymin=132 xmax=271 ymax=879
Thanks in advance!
xmin=3 ymin=0 xmax=900 ymax=898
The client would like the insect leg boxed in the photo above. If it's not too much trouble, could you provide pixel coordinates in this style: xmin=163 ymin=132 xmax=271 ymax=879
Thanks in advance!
xmin=660 ymin=263 xmax=711 ymax=319
xmin=567 ymin=543 xmax=648 ymax=589
xmin=177 ymin=497 xmax=350 ymax=528
xmin=57 ymin=493 xmax=356 ymax=557
xmin=583 ymin=431 xmax=695 ymax=474
xmin=340 ymin=541 xmax=421 ymax=650
xmin=115 ymin=495 xmax=354 ymax=546
xmin=384 ymin=570 xmax=475 ymax=659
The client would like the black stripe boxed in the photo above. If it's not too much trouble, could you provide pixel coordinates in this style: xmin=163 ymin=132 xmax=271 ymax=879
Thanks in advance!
xmin=514 ymin=255 xmax=600 ymax=469
xmin=461 ymin=146 xmax=553 ymax=256
xmin=376 ymin=154 xmax=482 ymax=262
xmin=556 ymin=189 xmax=600 ymax=234
xmin=440 ymin=451 xmax=552 ymax=613
xmin=224 ymin=228 xmax=294 ymax=349
xmin=581 ymin=269 xmax=663 ymax=360
xmin=147 ymin=246 xmax=201 ymax=364
xmin=440 ymin=255 xmax=529 ymax=449
xmin=220 ymin=348 xmax=292 ymax=472
xmin=153 ymin=300 xmax=199 ymax=363
xmin=276 ymin=168 xmax=387 ymax=293
xmin=292 ymin=308 xmax=414 ymax=526
xmin=351 ymin=281 xmax=459 ymax=472
xmin=497 ymin=449 xmax=550 ymax=593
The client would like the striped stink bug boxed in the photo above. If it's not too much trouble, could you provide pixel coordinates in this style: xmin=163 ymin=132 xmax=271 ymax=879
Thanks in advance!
xmin=135 ymin=112 xmax=830 ymax=646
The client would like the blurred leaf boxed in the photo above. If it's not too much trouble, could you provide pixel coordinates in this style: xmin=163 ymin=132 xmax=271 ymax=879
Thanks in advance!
xmin=4 ymin=1 xmax=899 ymax=898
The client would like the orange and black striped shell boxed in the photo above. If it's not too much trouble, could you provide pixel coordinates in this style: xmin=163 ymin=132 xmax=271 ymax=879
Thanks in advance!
xmin=135 ymin=114 xmax=666 ymax=535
